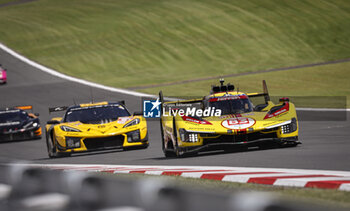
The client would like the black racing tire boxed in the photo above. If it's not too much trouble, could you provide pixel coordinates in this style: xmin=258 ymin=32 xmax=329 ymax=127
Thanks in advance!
xmin=163 ymin=120 xmax=178 ymax=158
xmin=161 ymin=117 xmax=178 ymax=158
xmin=172 ymin=121 xmax=185 ymax=158
xmin=164 ymin=137 xmax=177 ymax=158
xmin=160 ymin=118 xmax=165 ymax=152
xmin=46 ymin=131 xmax=71 ymax=158
xmin=46 ymin=132 xmax=57 ymax=158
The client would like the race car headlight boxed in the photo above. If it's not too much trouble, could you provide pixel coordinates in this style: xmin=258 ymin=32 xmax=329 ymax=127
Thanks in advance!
xmin=23 ymin=122 xmax=39 ymax=129
xmin=179 ymin=128 xmax=198 ymax=143
xmin=281 ymin=118 xmax=297 ymax=134
xmin=126 ymin=130 xmax=140 ymax=142
xmin=123 ymin=118 xmax=140 ymax=128
xmin=60 ymin=125 xmax=81 ymax=132
xmin=188 ymin=133 xmax=198 ymax=142
xmin=66 ymin=137 xmax=81 ymax=148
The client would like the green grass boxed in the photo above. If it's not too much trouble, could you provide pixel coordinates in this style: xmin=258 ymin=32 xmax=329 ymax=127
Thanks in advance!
xmin=140 ymin=61 xmax=350 ymax=108
xmin=0 ymin=0 xmax=350 ymax=92
xmin=108 ymin=173 xmax=350 ymax=209
xmin=0 ymin=0 xmax=17 ymax=5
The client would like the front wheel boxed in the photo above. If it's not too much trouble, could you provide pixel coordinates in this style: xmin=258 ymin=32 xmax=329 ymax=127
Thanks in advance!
xmin=46 ymin=133 xmax=57 ymax=158
xmin=46 ymin=132 xmax=71 ymax=158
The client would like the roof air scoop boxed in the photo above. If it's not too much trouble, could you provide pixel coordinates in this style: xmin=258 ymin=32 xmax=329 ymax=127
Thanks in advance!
xmin=211 ymin=78 xmax=235 ymax=94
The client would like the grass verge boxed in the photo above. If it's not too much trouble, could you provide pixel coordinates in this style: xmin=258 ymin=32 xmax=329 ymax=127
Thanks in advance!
xmin=139 ymin=61 xmax=350 ymax=108
xmin=0 ymin=0 xmax=18 ymax=5
xmin=0 ymin=0 xmax=349 ymax=100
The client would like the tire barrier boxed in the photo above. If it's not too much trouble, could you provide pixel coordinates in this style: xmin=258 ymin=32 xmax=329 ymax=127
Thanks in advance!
xmin=0 ymin=164 xmax=343 ymax=211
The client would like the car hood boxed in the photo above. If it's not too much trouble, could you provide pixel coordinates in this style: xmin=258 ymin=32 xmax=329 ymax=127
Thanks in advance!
xmin=60 ymin=117 xmax=137 ymax=134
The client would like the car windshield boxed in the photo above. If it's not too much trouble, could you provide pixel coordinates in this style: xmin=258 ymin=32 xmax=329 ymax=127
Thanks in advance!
xmin=64 ymin=104 xmax=130 ymax=124
xmin=208 ymin=95 xmax=253 ymax=115
xmin=0 ymin=110 xmax=28 ymax=123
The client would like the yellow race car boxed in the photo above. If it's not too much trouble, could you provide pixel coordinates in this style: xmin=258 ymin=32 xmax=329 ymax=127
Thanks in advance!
xmin=45 ymin=101 xmax=148 ymax=158
xmin=159 ymin=79 xmax=300 ymax=157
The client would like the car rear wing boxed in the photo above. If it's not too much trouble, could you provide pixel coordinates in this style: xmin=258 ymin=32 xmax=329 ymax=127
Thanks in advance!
xmin=247 ymin=80 xmax=270 ymax=104
xmin=14 ymin=105 xmax=40 ymax=116
xmin=15 ymin=105 xmax=33 ymax=110
xmin=48 ymin=101 xmax=125 ymax=114
xmin=49 ymin=106 xmax=69 ymax=114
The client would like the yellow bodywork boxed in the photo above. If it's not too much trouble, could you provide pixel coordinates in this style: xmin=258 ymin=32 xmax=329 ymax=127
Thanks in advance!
xmin=46 ymin=102 xmax=148 ymax=154
xmin=161 ymin=91 xmax=299 ymax=155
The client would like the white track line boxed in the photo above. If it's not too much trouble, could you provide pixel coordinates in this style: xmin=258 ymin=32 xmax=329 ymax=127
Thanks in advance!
xmin=0 ymin=43 xmax=154 ymax=98
xmin=1 ymin=43 xmax=348 ymax=112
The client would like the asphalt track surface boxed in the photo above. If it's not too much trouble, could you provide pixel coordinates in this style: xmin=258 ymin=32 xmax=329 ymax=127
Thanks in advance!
xmin=0 ymin=48 xmax=349 ymax=171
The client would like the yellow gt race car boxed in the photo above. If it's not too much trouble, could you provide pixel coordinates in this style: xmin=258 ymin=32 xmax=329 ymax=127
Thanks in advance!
xmin=45 ymin=101 xmax=148 ymax=158
xmin=159 ymin=79 xmax=300 ymax=157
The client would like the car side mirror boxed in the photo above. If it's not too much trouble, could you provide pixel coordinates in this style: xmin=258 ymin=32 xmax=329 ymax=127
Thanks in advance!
xmin=47 ymin=120 xmax=60 ymax=125
xmin=34 ymin=113 xmax=40 ymax=117
xmin=133 ymin=111 xmax=143 ymax=116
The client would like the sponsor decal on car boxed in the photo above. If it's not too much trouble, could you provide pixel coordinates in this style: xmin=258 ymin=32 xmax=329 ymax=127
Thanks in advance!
xmin=264 ymin=103 xmax=290 ymax=119
xmin=182 ymin=116 xmax=212 ymax=125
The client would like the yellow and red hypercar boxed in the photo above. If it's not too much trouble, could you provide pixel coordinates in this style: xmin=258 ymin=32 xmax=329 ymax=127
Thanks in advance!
xmin=45 ymin=101 xmax=148 ymax=158
xmin=159 ymin=79 xmax=300 ymax=157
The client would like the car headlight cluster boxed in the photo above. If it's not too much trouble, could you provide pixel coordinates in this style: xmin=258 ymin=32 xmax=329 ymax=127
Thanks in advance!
xmin=66 ymin=137 xmax=81 ymax=148
xmin=188 ymin=133 xmax=199 ymax=142
xmin=126 ymin=130 xmax=140 ymax=142
xmin=281 ymin=118 xmax=297 ymax=134
xmin=179 ymin=128 xmax=199 ymax=143
xmin=60 ymin=125 xmax=81 ymax=132
xmin=123 ymin=118 xmax=140 ymax=128
xmin=23 ymin=122 xmax=39 ymax=129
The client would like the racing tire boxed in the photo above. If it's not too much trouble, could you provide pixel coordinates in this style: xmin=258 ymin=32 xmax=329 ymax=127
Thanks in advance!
xmin=172 ymin=121 xmax=185 ymax=158
xmin=160 ymin=118 xmax=177 ymax=158
xmin=46 ymin=133 xmax=58 ymax=158
xmin=160 ymin=118 xmax=166 ymax=152
xmin=164 ymin=138 xmax=177 ymax=158
xmin=46 ymin=132 xmax=71 ymax=158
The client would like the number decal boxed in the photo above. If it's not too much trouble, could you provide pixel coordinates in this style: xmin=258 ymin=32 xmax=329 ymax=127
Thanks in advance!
xmin=222 ymin=117 xmax=255 ymax=130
